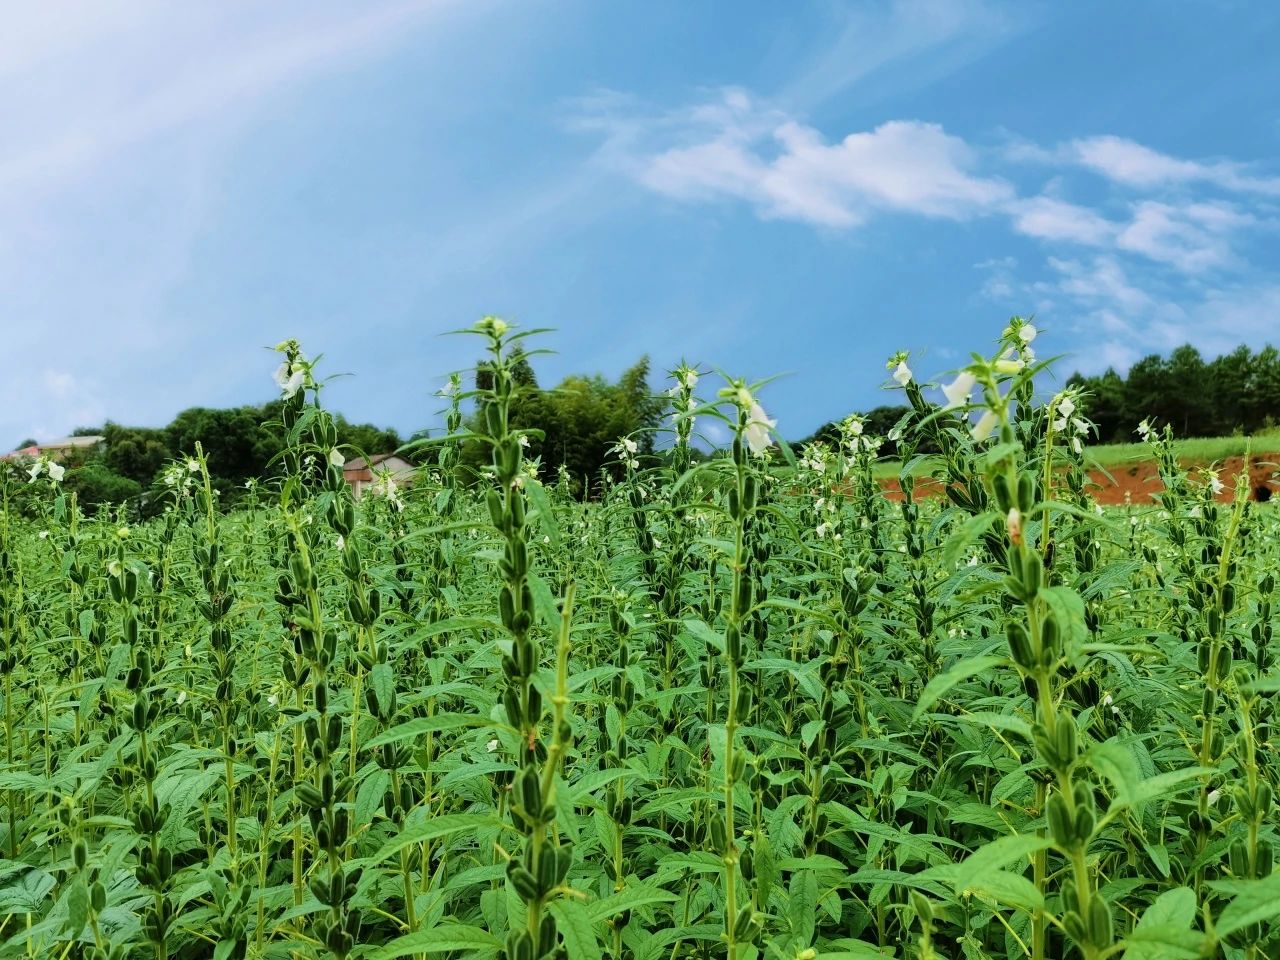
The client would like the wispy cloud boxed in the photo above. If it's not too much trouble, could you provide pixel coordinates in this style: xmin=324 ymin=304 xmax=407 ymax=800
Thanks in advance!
xmin=0 ymin=1 xmax=453 ymax=202
xmin=590 ymin=89 xmax=1012 ymax=228
xmin=1068 ymin=135 xmax=1280 ymax=196
xmin=781 ymin=0 xmax=1032 ymax=109
xmin=581 ymin=86 xmax=1279 ymax=375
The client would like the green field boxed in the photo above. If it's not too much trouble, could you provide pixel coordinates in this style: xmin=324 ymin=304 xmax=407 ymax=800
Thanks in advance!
xmin=0 ymin=325 xmax=1276 ymax=960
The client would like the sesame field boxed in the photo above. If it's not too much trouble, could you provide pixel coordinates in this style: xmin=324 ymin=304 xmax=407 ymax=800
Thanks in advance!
xmin=1 ymin=320 xmax=1278 ymax=960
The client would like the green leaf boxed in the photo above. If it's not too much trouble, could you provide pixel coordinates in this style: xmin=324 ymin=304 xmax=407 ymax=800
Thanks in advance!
xmin=370 ymin=663 xmax=395 ymax=717
xmin=1037 ymin=586 xmax=1087 ymax=654
xmin=368 ymin=923 xmax=501 ymax=959
xmin=549 ymin=899 xmax=603 ymax=960
xmin=525 ymin=478 xmax=561 ymax=549
xmin=371 ymin=814 xmax=504 ymax=863
xmin=952 ymin=834 xmax=1049 ymax=911
xmin=942 ymin=510 xmax=998 ymax=569
xmin=586 ymin=885 xmax=678 ymax=923
xmin=1215 ymin=871 xmax=1280 ymax=938
xmin=1122 ymin=887 xmax=1201 ymax=959
xmin=911 ymin=655 xmax=1007 ymax=723
xmin=365 ymin=714 xmax=489 ymax=749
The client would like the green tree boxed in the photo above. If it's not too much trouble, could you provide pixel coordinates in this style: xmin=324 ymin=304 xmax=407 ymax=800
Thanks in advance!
xmin=102 ymin=423 xmax=172 ymax=484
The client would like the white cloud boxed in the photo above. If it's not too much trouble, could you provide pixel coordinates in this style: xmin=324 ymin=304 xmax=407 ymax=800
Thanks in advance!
xmin=1008 ymin=196 xmax=1115 ymax=245
xmin=610 ymin=90 xmax=1013 ymax=228
xmin=1114 ymin=200 xmax=1250 ymax=272
xmin=1070 ymin=135 xmax=1280 ymax=196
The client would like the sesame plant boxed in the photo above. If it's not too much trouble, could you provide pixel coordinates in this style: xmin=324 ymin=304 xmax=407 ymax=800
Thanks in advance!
xmin=0 ymin=317 xmax=1278 ymax=960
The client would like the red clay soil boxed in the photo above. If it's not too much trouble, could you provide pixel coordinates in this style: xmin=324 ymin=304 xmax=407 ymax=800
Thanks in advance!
xmin=878 ymin=456 xmax=1280 ymax=506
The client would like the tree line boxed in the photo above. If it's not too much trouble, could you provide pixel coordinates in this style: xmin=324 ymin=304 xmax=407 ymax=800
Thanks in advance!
xmin=14 ymin=341 xmax=1279 ymax=514
xmin=6 ymin=352 xmax=671 ymax=512
xmin=799 ymin=342 xmax=1280 ymax=453
xmin=7 ymin=401 xmax=402 ymax=513
xmin=1065 ymin=343 xmax=1280 ymax=443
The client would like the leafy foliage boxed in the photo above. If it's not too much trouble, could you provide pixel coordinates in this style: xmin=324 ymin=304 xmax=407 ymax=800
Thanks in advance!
xmin=0 ymin=321 xmax=1276 ymax=960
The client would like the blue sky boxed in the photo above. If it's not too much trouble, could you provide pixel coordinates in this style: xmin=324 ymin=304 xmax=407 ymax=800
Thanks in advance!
xmin=4 ymin=0 xmax=1279 ymax=448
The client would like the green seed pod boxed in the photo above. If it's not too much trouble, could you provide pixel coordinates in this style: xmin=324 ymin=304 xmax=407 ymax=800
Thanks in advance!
xmin=1047 ymin=793 xmax=1073 ymax=848
xmin=1229 ymin=837 xmax=1249 ymax=876
xmin=736 ymin=687 xmax=754 ymax=723
xmin=1215 ymin=645 xmax=1231 ymax=680
xmin=1201 ymin=686 xmax=1216 ymax=716
xmin=1232 ymin=785 xmax=1253 ymax=821
xmin=1006 ymin=622 xmax=1034 ymax=669
xmin=1062 ymin=910 xmax=1087 ymax=948
xmin=1055 ymin=715 xmax=1078 ymax=768
xmin=73 ymin=839 xmax=87 ymax=869
xmin=1022 ymin=551 xmax=1042 ymax=596
xmin=1017 ymin=472 xmax=1034 ymax=513
xmin=992 ymin=473 xmax=1011 ymax=513
xmin=709 ymin=815 xmax=727 ymax=852
xmin=1257 ymin=780 xmax=1272 ymax=816
xmin=90 ymin=881 xmax=106 ymax=913
xmin=1087 ymin=894 xmax=1113 ymax=947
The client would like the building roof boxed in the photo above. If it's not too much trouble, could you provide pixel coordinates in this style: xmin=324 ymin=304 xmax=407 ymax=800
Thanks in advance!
xmin=343 ymin=453 xmax=401 ymax=471
xmin=3 ymin=436 xmax=103 ymax=459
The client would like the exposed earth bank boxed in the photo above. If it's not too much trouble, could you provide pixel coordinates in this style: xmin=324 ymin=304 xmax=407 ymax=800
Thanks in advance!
xmin=879 ymin=455 xmax=1280 ymax=506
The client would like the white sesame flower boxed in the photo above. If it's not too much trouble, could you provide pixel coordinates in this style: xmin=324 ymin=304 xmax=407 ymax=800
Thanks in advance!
xmin=1137 ymin=419 xmax=1151 ymax=440
xmin=1019 ymin=323 xmax=1037 ymax=343
xmin=744 ymin=402 xmax=776 ymax=456
xmin=892 ymin=361 xmax=912 ymax=386
xmin=1056 ymin=394 xmax=1076 ymax=418
xmin=27 ymin=461 xmax=42 ymax=482
xmin=274 ymin=361 xmax=307 ymax=399
xmin=941 ymin=372 xmax=977 ymax=411
xmin=993 ymin=351 xmax=1025 ymax=375
xmin=47 ymin=461 xmax=65 ymax=482
xmin=816 ymin=522 xmax=831 ymax=539
xmin=187 ymin=458 xmax=200 ymax=473
xmin=487 ymin=738 xmax=499 ymax=753
xmin=268 ymin=693 xmax=278 ymax=707
xmin=681 ymin=369 xmax=698 ymax=391
xmin=176 ymin=690 xmax=187 ymax=706
xmin=38 ymin=530 xmax=49 ymax=540
xmin=329 ymin=448 xmax=345 ymax=468
xmin=1101 ymin=693 xmax=1113 ymax=707
xmin=1209 ymin=474 xmax=1224 ymax=495
xmin=971 ymin=410 xmax=999 ymax=442
xmin=1207 ymin=789 xmax=1221 ymax=807
xmin=518 ymin=435 xmax=530 ymax=449
xmin=336 ymin=535 xmax=345 ymax=551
